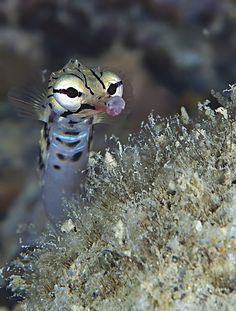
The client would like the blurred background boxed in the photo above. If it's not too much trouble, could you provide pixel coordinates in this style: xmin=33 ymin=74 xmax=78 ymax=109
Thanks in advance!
xmin=1 ymin=0 xmax=236 ymax=308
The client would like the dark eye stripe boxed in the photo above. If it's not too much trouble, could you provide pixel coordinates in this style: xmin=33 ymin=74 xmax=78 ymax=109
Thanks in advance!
xmin=53 ymin=88 xmax=82 ymax=98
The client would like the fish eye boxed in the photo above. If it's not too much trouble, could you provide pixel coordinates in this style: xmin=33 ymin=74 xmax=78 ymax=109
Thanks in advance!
xmin=65 ymin=87 xmax=81 ymax=98
xmin=107 ymin=83 xmax=117 ymax=95
xmin=53 ymin=87 xmax=82 ymax=98
xmin=51 ymin=74 xmax=86 ymax=112
xmin=107 ymin=81 xmax=123 ymax=97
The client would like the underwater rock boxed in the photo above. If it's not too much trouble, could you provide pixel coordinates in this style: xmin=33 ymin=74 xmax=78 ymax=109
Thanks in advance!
xmin=4 ymin=86 xmax=236 ymax=310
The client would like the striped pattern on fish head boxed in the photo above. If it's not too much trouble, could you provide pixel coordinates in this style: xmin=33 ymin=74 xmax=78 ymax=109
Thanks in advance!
xmin=47 ymin=59 xmax=124 ymax=118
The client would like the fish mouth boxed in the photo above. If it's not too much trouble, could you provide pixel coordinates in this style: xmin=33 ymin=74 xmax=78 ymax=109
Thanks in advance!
xmin=79 ymin=102 xmax=107 ymax=114
xmin=78 ymin=103 xmax=96 ymax=111
xmin=78 ymin=102 xmax=107 ymax=113
xmin=60 ymin=102 xmax=107 ymax=118
xmin=94 ymin=102 xmax=107 ymax=113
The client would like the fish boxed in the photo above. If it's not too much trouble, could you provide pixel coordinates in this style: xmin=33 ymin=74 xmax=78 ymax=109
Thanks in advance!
xmin=11 ymin=59 xmax=126 ymax=226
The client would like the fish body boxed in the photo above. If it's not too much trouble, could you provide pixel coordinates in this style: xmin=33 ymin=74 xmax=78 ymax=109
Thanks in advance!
xmin=40 ymin=115 xmax=93 ymax=223
xmin=11 ymin=59 xmax=125 ymax=226
xmin=34 ymin=59 xmax=125 ymax=225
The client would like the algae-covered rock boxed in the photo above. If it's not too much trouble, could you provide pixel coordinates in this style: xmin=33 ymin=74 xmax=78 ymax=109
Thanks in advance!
xmin=4 ymin=87 xmax=236 ymax=310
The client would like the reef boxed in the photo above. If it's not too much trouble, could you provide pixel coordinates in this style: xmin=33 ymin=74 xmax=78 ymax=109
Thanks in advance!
xmin=3 ymin=87 xmax=236 ymax=310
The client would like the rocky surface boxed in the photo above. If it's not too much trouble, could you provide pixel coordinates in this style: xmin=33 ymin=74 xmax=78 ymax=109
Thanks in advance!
xmin=1 ymin=1 xmax=236 ymax=309
xmin=4 ymin=87 xmax=236 ymax=310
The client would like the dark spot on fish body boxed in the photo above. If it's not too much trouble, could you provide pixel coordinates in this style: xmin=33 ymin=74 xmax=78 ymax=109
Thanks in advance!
xmin=43 ymin=124 xmax=51 ymax=150
xmin=39 ymin=161 xmax=44 ymax=171
xmin=38 ymin=150 xmax=44 ymax=170
xmin=55 ymin=137 xmax=62 ymax=143
xmin=56 ymin=151 xmax=83 ymax=162
xmin=67 ymin=140 xmax=81 ymax=147
xmin=56 ymin=153 xmax=66 ymax=161
xmin=64 ymin=131 xmax=80 ymax=135
xmin=53 ymin=164 xmax=61 ymax=170
xmin=46 ymin=138 xmax=50 ymax=150
xmin=56 ymin=137 xmax=81 ymax=148
xmin=43 ymin=124 xmax=49 ymax=139
xmin=71 ymin=151 xmax=83 ymax=161
xmin=68 ymin=120 xmax=79 ymax=125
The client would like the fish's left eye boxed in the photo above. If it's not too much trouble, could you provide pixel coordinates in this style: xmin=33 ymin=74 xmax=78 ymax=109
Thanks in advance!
xmin=107 ymin=81 xmax=123 ymax=97
xmin=107 ymin=83 xmax=117 ymax=95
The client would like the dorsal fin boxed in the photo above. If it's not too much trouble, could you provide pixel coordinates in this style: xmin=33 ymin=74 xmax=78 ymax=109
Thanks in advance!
xmin=8 ymin=70 xmax=50 ymax=122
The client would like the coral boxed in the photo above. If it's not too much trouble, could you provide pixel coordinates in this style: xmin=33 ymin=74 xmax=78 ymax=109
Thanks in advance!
xmin=4 ymin=87 xmax=236 ymax=310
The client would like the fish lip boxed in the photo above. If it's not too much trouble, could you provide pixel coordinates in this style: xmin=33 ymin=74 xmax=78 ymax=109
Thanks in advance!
xmin=93 ymin=100 xmax=107 ymax=113
xmin=79 ymin=103 xmax=96 ymax=111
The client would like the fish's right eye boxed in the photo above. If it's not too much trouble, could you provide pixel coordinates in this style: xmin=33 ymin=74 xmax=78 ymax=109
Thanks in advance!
xmin=52 ymin=75 xmax=85 ymax=112
xmin=65 ymin=87 xmax=81 ymax=98
xmin=53 ymin=87 xmax=82 ymax=98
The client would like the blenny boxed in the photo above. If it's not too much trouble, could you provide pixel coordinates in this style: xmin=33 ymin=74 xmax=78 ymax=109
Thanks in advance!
xmin=12 ymin=59 xmax=126 ymax=226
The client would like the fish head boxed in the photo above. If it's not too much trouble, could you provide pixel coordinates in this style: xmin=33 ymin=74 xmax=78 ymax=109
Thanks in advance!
xmin=48 ymin=59 xmax=125 ymax=118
